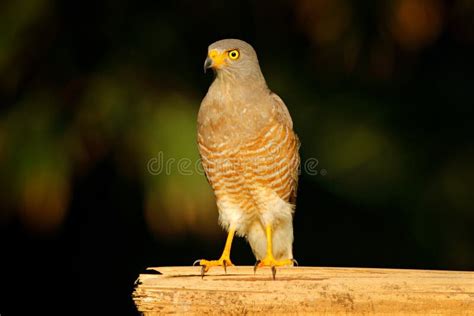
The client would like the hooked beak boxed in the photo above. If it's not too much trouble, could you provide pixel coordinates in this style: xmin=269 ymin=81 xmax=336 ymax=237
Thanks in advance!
xmin=203 ymin=49 xmax=227 ymax=74
xmin=203 ymin=56 xmax=212 ymax=74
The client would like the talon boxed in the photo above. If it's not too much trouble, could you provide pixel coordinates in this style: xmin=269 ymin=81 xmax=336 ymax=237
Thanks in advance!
xmin=251 ymin=225 xmax=295 ymax=279
xmin=193 ymin=256 xmax=233 ymax=278
xmin=292 ymin=259 xmax=299 ymax=266
xmin=194 ymin=228 xmax=236 ymax=278
xmin=254 ymin=260 xmax=261 ymax=274
xmin=253 ymin=256 xmax=293 ymax=279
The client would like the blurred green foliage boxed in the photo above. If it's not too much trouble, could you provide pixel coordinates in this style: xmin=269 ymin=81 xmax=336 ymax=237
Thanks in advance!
xmin=0 ymin=0 xmax=473 ymax=268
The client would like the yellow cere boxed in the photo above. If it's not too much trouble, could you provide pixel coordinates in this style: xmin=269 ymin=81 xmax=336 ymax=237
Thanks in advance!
xmin=208 ymin=49 xmax=227 ymax=69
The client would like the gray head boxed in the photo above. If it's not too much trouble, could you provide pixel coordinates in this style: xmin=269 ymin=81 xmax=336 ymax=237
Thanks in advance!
xmin=204 ymin=39 xmax=264 ymax=81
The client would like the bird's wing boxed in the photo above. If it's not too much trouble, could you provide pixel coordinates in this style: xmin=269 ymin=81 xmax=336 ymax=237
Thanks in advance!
xmin=266 ymin=93 xmax=300 ymax=204
xmin=287 ymin=131 xmax=300 ymax=205
xmin=197 ymin=133 xmax=220 ymax=190
xmin=270 ymin=92 xmax=293 ymax=129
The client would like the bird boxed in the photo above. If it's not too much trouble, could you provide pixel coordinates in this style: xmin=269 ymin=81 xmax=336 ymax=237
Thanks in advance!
xmin=194 ymin=39 xmax=300 ymax=279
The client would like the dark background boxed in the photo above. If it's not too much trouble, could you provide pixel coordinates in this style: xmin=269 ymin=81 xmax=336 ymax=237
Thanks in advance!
xmin=1 ymin=0 xmax=473 ymax=315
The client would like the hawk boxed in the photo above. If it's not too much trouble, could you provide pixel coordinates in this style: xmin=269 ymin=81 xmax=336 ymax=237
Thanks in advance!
xmin=195 ymin=39 xmax=300 ymax=279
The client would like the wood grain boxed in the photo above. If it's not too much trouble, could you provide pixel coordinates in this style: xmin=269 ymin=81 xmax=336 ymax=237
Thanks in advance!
xmin=133 ymin=266 xmax=474 ymax=315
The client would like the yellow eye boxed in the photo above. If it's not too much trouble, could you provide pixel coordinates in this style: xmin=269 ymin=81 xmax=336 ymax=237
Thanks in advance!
xmin=228 ymin=49 xmax=240 ymax=60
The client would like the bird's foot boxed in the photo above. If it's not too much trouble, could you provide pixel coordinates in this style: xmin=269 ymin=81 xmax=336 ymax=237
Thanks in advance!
xmin=254 ymin=256 xmax=298 ymax=280
xmin=193 ymin=257 xmax=233 ymax=278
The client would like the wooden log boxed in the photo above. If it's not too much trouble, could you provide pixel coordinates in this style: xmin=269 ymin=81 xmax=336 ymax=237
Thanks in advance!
xmin=133 ymin=266 xmax=474 ymax=315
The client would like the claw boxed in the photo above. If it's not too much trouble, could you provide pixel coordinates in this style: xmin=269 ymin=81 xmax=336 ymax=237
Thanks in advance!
xmin=193 ymin=259 xmax=207 ymax=279
xmin=194 ymin=257 xmax=233 ymax=279
xmin=253 ymin=257 xmax=295 ymax=279
xmin=292 ymin=259 xmax=299 ymax=266
xmin=254 ymin=260 xmax=261 ymax=274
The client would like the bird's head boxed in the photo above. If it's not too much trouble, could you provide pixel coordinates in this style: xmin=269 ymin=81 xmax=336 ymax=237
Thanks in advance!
xmin=204 ymin=39 xmax=264 ymax=81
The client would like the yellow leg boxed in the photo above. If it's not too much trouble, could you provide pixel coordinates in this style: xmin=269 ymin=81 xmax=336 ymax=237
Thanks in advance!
xmin=194 ymin=227 xmax=235 ymax=277
xmin=254 ymin=225 xmax=296 ymax=279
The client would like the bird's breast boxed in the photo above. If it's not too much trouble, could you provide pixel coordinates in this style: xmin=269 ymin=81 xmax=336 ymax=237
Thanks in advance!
xmin=198 ymin=94 xmax=274 ymax=147
xmin=198 ymin=119 xmax=299 ymax=212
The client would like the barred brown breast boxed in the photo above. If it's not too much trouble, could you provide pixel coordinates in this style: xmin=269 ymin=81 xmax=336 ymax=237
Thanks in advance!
xmin=197 ymin=100 xmax=300 ymax=216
